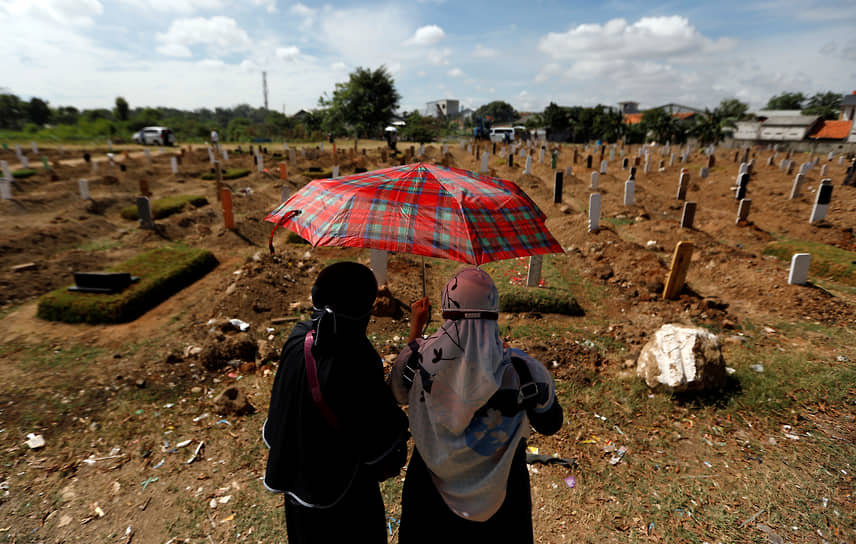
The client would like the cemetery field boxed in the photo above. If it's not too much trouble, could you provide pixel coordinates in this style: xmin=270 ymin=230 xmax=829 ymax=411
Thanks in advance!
xmin=0 ymin=140 xmax=854 ymax=543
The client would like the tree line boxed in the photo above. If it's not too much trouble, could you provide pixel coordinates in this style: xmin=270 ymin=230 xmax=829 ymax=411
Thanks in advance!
xmin=0 ymin=74 xmax=846 ymax=145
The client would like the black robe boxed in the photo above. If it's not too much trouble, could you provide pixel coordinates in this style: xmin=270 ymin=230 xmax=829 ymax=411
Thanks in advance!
xmin=264 ymin=319 xmax=409 ymax=543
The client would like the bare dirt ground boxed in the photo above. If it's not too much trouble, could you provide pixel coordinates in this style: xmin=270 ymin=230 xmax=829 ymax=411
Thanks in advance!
xmin=0 ymin=140 xmax=854 ymax=543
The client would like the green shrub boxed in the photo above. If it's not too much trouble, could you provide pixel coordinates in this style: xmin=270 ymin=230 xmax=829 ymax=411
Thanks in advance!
xmin=12 ymin=169 xmax=37 ymax=179
xmin=200 ymin=168 xmax=251 ymax=180
xmin=37 ymin=246 xmax=218 ymax=324
xmin=120 ymin=194 xmax=207 ymax=220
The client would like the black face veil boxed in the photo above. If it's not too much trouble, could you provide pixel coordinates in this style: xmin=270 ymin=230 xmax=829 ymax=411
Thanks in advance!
xmin=310 ymin=261 xmax=378 ymax=347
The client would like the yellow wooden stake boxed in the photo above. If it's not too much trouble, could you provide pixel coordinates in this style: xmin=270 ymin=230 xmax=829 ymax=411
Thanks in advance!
xmin=663 ymin=241 xmax=694 ymax=300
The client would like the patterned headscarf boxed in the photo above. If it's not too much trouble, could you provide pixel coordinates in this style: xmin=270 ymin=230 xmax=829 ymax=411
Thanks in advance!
xmin=407 ymin=268 xmax=527 ymax=521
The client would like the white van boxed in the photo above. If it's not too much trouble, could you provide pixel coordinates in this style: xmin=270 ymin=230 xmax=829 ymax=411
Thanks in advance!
xmin=489 ymin=127 xmax=515 ymax=143
xmin=133 ymin=126 xmax=176 ymax=146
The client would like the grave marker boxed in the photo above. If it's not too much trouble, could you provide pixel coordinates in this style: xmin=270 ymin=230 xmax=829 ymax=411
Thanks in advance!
xmin=524 ymin=156 xmax=532 ymax=175
xmin=480 ymin=152 xmax=489 ymax=173
xmin=0 ymin=179 xmax=11 ymax=200
xmin=551 ymin=151 xmax=557 ymax=169
xmin=609 ymin=148 xmax=615 ymax=161
xmin=839 ymin=156 xmax=844 ymax=166
xmin=707 ymin=154 xmax=715 ymax=168
xmin=0 ymin=160 xmax=10 ymax=179
xmin=214 ymin=160 xmax=223 ymax=200
xmin=736 ymin=172 xmax=749 ymax=200
xmin=137 ymin=197 xmax=154 ymax=229
xmin=590 ymin=171 xmax=598 ymax=190
xmin=539 ymin=147 xmax=545 ymax=163
xmin=586 ymin=155 xmax=592 ymax=169
xmin=820 ymin=164 xmax=828 ymax=177
xmin=222 ymin=149 xmax=229 ymax=161
xmin=553 ymin=171 xmax=563 ymax=203
xmin=786 ymin=161 xmax=795 ymax=175
xmin=507 ymin=153 xmax=514 ymax=167
xmin=170 ymin=156 xmax=178 ymax=174
xmin=279 ymin=162 xmax=288 ymax=180
xmin=139 ymin=179 xmax=151 ymax=197
xmin=630 ymin=166 xmax=637 ymax=180
xmin=257 ymin=153 xmax=264 ymax=173
xmin=221 ymin=188 xmax=235 ymax=230
xmin=623 ymin=178 xmax=635 ymax=206
xmin=78 ymin=179 xmax=90 ymax=200
xmin=92 ymin=161 xmax=98 ymax=175
xmin=565 ymin=166 xmax=572 ymax=178
xmin=289 ymin=148 xmax=296 ymax=162
xmin=736 ymin=198 xmax=751 ymax=224
xmin=369 ymin=249 xmax=388 ymax=286
xmin=600 ymin=159 xmax=608 ymax=175
xmin=21 ymin=156 xmax=29 ymax=168
xmin=699 ymin=167 xmax=709 ymax=178
xmin=677 ymin=172 xmax=690 ymax=200
xmin=789 ymin=173 xmax=805 ymax=199
xmin=622 ymin=157 xmax=628 ymax=169
xmin=31 ymin=141 xmax=38 ymax=154
xmin=145 ymin=148 xmax=152 ymax=164
xmin=280 ymin=185 xmax=290 ymax=202
xmin=788 ymin=253 xmax=811 ymax=285
xmin=663 ymin=241 xmax=694 ymax=299
xmin=332 ymin=165 xmax=340 ymax=178
xmin=525 ymin=255 xmax=542 ymax=287
xmin=809 ymin=180 xmax=833 ymax=224
xmin=680 ymin=201 xmax=696 ymax=229
xmin=588 ymin=193 xmax=601 ymax=232
xmin=669 ymin=153 xmax=675 ymax=167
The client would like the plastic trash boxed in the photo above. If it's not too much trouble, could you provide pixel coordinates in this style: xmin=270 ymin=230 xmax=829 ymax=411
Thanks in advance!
xmin=229 ymin=318 xmax=250 ymax=331
xmin=609 ymin=446 xmax=627 ymax=465
xmin=564 ymin=475 xmax=576 ymax=488
xmin=25 ymin=433 xmax=45 ymax=449
xmin=750 ymin=364 xmax=764 ymax=373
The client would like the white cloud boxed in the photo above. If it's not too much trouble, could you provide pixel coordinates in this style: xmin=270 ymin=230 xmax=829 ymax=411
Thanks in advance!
xmin=156 ymin=16 xmax=252 ymax=57
xmin=426 ymin=48 xmax=452 ymax=65
xmin=251 ymin=0 xmax=277 ymax=13
xmin=448 ymin=67 xmax=463 ymax=77
xmin=2 ymin=0 xmax=103 ymax=26
xmin=330 ymin=61 xmax=347 ymax=71
xmin=275 ymin=46 xmax=300 ymax=61
xmin=117 ymin=0 xmax=224 ymax=14
xmin=197 ymin=58 xmax=225 ymax=68
xmin=290 ymin=2 xmax=314 ymax=16
xmin=404 ymin=24 xmax=445 ymax=46
xmin=318 ymin=6 xmax=413 ymax=67
xmin=472 ymin=44 xmax=496 ymax=58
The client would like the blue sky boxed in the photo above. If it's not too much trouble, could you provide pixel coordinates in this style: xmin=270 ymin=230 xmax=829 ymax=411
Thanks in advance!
xmin=1 ymin=0 xmax=854 ymax=115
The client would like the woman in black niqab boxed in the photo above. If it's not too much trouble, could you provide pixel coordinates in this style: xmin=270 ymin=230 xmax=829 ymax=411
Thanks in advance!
xmin=263 ymin=261 xmax=409 ymax=543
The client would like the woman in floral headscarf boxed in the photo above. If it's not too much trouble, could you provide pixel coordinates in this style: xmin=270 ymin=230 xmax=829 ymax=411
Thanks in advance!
xmin=389 ymin=267 xmax=563 ymax=543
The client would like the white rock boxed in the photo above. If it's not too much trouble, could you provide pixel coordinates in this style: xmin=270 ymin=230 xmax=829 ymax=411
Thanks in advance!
xmin=636 ymin=324 xmax=726 ymax=392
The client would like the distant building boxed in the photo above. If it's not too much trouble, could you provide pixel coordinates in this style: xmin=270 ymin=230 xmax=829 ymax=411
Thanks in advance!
xmin=757 ymin=113 xmax=821 ymax=141
xmin=840 ymin=91 xmax=856 ymax=142
xmin=620 ymin=102 xmax=704 ymax=125
xmin=618 ymin=101 xmax=639 ymax=114
xmin=425 ymin=99 xmax=460 ymax=118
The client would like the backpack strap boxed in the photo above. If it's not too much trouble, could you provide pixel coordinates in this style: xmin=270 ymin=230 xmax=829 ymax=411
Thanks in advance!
xmin=400 ymin=340 xmax=421 ymax=389
xmin=510 ymin=356 xmax=540 ymax=412
xmin=304 ymin=330 xmax=340 ymax=429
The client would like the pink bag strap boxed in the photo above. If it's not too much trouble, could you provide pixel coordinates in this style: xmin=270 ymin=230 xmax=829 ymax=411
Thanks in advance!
xmin=304 ymin=330 xmax=340 ymax=429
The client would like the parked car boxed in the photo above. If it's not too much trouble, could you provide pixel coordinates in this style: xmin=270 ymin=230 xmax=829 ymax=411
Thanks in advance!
xmin=489 ymin=126 xmax=515 ymax=143
xmin=133 ymin=126 xmax=176 ymax=146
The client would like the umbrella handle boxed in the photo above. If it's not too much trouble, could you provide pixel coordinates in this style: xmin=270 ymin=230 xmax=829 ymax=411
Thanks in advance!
xmin=268 ymin=210 xmax=301 ymax=254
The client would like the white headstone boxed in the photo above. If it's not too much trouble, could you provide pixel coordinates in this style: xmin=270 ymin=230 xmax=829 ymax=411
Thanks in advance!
xmin=588 ymin=193 xmax=601 ymax=232
xmin=284 ymin=143 xmax=289 ymax=151
xmin=257 ymin=154 xmax=264 ymax=173
xmin=820 ymin=164 xmax=828 ymax=177
xmin=0 ymin=179 xmax=11 ymax=200
xmin=590 ymin=171 xmax=599 ymax=190
xmin=526 ymin=255 xmax=542 ymax=287
xmin=624 ymin=179 xmax=635 ymax=206
xmin=107 ymin=138 xmax=113 ymax=151
xmin=289 ymin=149 xmax=296 ymax=162
xmin=208 ymin=148 xmax=215 ymax=165
xmin=480 ymin=152 xmax=489 ymax=173
xmin=20 ymin=156 xmax=29 ymax=168
xmin=15 ymin=144 xmax=22 ymax=158
xmin=839 ymin=156 xmax=844 ymax=165
xmin=524 ymin=156 xmax=532 ymax=175
xmin=467 ymin=144 xmax=472 ymax=153
xmin=609 ymin=148 xmax=615 ymax=161
xmin=144 ymin=148 xmax=152 ymax=164
xmin=370 ymin=249 xmax=388 ymax=285
xmin=565 ymin=166 xmax=572 ymax=178
xmin=0 ymin=160 xmax=10 ymax=180
xmin=539 ymin=148 xmax=545 ymax=163
xmin=31 ymin=141 xmax=38 ymax=154
xmin=280 ymin=185 xmax=290 ymax=202
xmin=222 ymin=149 xmax=229 ymax=161
xmin=799 ymin=163 xmax=808 ymax=175
xmin=669 ymin=153 xmax=675 ymax=166
xmin=332 ymin=165 xmax=340 ymax=178
xmin=78 ymin=179 xmax=90 ymax=200
xmin=699 ymin=167 xmax=709 ymax=178
xmin=789 ymin=173 xmax=805 ymax=199
xmin=92 ymin=161 xmax=98 ymax=175
xmin=600 ymin=160 xmax=608 ymax=175
xmin=738 ymin=162 xmax=747 ymax=176
xmin=809 ymin=181 xmax=833 ymax=224
xmin=788 ymin=253 xmax=811 ymax=285
xmin=442 ymin=143 xmax=448 ymax=155
xmin=170 ymin=156 xmax=178 ymax=174
xmin=644 ymin=160 xmax=651 ymax=174
xmin=319 ymin=143 xmax=324 ymax=152
xmin=736 ymin=198 xmax=751 ymax=224
xmin=827 ymin=151 xmax=834 ymax=161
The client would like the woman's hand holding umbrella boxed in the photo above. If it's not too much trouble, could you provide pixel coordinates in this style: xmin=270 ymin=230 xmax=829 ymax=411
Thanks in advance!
xmin=407 ymin=297 xmax=431 ymax=343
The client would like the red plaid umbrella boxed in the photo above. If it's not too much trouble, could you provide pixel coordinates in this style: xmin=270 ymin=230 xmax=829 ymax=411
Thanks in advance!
xmin=264 ymin=162 xmax=563 ymax=266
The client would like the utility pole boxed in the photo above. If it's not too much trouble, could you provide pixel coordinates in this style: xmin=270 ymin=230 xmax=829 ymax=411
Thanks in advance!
xmin=262 ymin=71 xmax=269 ymax=110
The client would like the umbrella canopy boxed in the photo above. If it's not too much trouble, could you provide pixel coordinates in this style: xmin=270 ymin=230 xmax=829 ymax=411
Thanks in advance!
xmin=264 ymin=162 xmax=563 ymax=265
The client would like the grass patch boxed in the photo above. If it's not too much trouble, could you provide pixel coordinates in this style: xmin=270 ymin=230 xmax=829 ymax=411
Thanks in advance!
xmin=200 ymin=168 xmax=251 ymax=180
xmin=483 ymin=256 xmax=584 ymax=315
xmin=78 ymin=238 xmax=122 ymax=251
xmin=12 ymin=168 xmax=37 ymax=179
xmin=120 ymin=194 xmax=207 ymax=220
xmin=18 ymin=344 xmax=105 ymax=372
xmin=303 ymin=169 xmax=333 ymax=180
xmin=763 ymin=238 xmax=856 ymax=286
xmin=37 ymin=245 xmax=218 ymax=323
xmin=605 ymin=216 xmax=635 ymax=227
